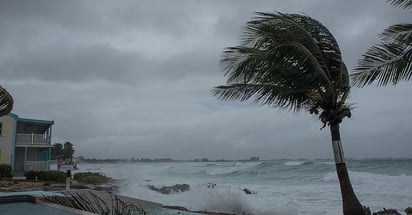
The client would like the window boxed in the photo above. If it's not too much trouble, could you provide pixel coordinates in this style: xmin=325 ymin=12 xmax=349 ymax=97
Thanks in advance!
xmin=0 ymin=122 xmax=8 ymax=137
xmin=0 ymin=122 xmax=6 ymax=136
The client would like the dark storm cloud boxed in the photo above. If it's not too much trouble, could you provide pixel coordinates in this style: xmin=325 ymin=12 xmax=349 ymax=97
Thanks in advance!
xmin=1 ymin=0 xmax=411 ymax=159
xmin=2 ymin=44 xmax=142 ymax=83
xmin=1 ymin=38 xmax=220 ymax=84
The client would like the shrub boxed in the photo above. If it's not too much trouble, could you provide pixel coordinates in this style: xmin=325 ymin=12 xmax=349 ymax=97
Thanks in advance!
xmin=73 ymin=172 xmax=110 ymax=184
xmin=25 ymin=170 xmax=67 ymax=183
xmin=0 ymin=164 xmax=12 ymax=178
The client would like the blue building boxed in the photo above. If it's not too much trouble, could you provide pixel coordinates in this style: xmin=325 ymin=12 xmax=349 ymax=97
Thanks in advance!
xmin=0 ymin=113 xmax=54 ymax=177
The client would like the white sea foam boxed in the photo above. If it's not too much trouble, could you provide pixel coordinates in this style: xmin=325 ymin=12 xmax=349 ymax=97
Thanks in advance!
xmin=283 ymin=161 xmax=306 ymax=166
xmin=321 ymin=161 xmax=335 ymax=165
xmin=77 ymin=159 xmax=412 ymax=215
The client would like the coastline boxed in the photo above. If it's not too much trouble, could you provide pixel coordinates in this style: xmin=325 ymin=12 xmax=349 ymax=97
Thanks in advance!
xmin=0 ymin=178 xmax=234 ymax=215
xmin=0 ymin=178 xmax=119 ymax=193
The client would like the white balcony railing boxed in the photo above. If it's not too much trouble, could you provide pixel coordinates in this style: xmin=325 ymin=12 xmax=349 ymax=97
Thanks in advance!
xmin=16 ymin=133 xmax=50 ymax=145
xmin=25 ymin=161 xmax=49 ymax=171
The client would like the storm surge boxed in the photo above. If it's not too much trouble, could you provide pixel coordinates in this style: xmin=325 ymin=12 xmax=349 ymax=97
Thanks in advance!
xmin=75 ymin=159 xmax=412 ymax=214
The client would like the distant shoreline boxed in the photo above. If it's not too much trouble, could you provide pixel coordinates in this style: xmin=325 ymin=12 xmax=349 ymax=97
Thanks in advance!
xmin=76 ymin=157 xmax=412 ymax=164
xmin=76 ymin=157 xmax=261 ymax=163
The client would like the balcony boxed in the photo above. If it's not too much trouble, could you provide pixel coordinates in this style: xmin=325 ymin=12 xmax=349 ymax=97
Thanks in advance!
xmin=25 ymin=161 xmax=49 ymax=171
xmin=16 ymin=133 xmax=51 ymax=146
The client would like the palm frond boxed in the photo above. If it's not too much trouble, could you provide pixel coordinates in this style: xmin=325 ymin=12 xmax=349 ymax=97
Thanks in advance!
xmin=352 ymin=0 xmax=412 ymax=87
xmin=220 ymin=42 xmax=335 ymax=112
xmin=352 ymin=42 xmax=412 ymax=86
xmin=0 ymin=86 xmax=14 ymax=117
xmin=214 ymin=12 xmax=350 ymax=124
xmin=381 ymin=23 xmax=412 ymax=45
xmin=241 ymin=12 xmax=344 ymax=84
xmin=212 ymin=83 xmax=311 ymax=112
xmin=387 ymin=0 xmax=412 ymax=9
xmin=41 ymin=191 xmax=146 ymax=215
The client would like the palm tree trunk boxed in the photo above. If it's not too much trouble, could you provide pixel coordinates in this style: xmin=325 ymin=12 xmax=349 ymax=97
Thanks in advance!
xmin=330 ymin=123 xmax=365 ymax=215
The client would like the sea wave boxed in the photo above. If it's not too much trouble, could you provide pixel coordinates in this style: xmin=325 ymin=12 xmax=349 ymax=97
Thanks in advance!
xmin=81 ymin=159 xmax=412 ymax=214
xmin=167 ymin=185 xmax=299 ymax=215
xmin=256 ymin=161 xmax=276 ymax=168
xmin=320 ymin=161 xmax=335 ymax=165
xmin=283 ymin=161 xmax=311 ymax=166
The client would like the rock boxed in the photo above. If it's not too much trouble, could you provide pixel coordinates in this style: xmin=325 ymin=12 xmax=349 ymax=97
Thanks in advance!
xmin=207 ymin=183 xmax=216 ymax=189
xmin=163 ymin=205 xmax=189 ymax=211
xmin=242 ymin=188 xmax=252 ymax=194
xmin=373 ymin=208 xmax=401 ymax=215
xmin=242 ymin=188 xmax=256 ymax=195
xmin=405 ymin=207 xmax=412 ymax=215
xmin=147 ymin=184 xmax=190 ymax=194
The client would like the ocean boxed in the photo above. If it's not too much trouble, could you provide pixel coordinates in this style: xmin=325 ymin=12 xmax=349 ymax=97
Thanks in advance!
xmin=75 ymin=159 xmax=412 ymax=215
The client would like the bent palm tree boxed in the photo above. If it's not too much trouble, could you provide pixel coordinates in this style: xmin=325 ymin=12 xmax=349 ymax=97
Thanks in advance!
xmin=352 ymin=0 xmax=412 ymax=86
xmin=0 ymin=85 xmax=13 ymax=117
xmin=213 ymin=12 xmax=365 ymax=215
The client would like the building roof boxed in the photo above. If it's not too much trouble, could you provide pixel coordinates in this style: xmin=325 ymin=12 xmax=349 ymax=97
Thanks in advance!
xmin=8 ymin=113 xmax=54 ymax=125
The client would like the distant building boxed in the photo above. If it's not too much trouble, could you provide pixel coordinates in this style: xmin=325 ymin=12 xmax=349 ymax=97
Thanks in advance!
xmin=0 ymin=113 xmax=54 ymax=177
xmin=250 ymin=157 xmax=260 ymax=161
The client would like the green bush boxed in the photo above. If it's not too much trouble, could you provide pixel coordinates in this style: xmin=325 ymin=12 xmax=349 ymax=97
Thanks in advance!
xmin=0 ymin=164 xmax=12 ymax=178
xmin=73 ymin=172 xmax=110 ymax=184
xmin=25 ymin=170 xmax=67 ymax=183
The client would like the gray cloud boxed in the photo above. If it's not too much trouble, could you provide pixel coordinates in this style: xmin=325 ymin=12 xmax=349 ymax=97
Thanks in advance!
xmin=1 ymin=0 xmax=411 ymax=160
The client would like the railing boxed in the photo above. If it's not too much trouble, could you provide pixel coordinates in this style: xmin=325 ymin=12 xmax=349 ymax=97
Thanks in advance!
xmin=25 ymin=161 xmax=49 ymax=171
xmin=16 ymin=133 xmax=50 ymax=145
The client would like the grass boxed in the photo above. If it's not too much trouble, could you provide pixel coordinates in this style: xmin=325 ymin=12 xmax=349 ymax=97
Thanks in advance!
xmin=73 ymin=172 xmax=111 ymax=184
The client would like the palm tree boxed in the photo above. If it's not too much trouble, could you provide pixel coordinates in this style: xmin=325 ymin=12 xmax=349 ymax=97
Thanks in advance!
xmin=212 ymin=12 xmax=366 ymax=215
xmin=351 ymin=0 xmax=412 ymax=86
xmin=0 ymin=85 xmax=13 ymax=117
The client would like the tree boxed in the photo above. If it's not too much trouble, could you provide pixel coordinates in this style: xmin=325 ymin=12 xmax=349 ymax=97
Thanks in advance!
xmin=0 ymin=85 xmax=13 ymax=117
xmin=351 ymin=0 xmax=412 ymax=86
xmin=52 ymin=142 xmax=75 ymax=162
xmin=51 ymin=143 xmax=64 ymax=160
xmin=213 ymin=12 xmax=365 ymax=214
xmin=63 ymin=142 xmax=75 ymax=162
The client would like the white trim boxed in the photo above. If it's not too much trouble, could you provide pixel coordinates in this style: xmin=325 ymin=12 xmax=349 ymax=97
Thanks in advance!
xmin=332 ymin=140 xmax=345 ymax=164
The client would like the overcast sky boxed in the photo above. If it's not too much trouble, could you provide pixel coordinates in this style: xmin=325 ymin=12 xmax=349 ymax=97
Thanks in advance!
xmin=1 ymin=0 xmax=411 ymax=160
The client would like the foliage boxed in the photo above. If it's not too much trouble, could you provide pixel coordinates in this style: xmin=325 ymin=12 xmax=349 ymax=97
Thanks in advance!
xmin=213 ymin=11 xmax=365 ymax=214
xmin=52 ymin=142 xmax=75 ymax=161
xmin=41 ymin=191 xmax=146 ymax=215
xmin=51 ymin=143 xmax=63 ymax=160
xmin=63 ymin=142 xmax=75 ymax=161
xmin=0 ymin=86 xmax=13 ymax=117
xmin=0 ymin=164 xmax=12 ymax=178
xmin=213 ymin=12 xmax=351 ymax=127
xmin=25 ymin=170 xmax=67 ymax=182
xmin=73 ymin=172 xmax=111 ymax=184
xmin=388 ymin=0 xmax=412 ymax=9
xmin=352 ymin=0 xmax=412 ymax=86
